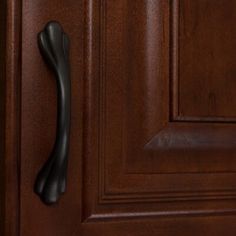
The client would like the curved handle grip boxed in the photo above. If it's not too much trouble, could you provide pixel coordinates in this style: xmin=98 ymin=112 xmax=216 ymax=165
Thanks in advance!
xmin=34 ymin=21 xmax=71 ymax=205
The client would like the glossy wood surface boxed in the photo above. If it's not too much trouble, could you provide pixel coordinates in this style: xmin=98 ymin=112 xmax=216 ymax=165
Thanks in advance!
xmin=2 ymin=0 xmax=236 ymax=235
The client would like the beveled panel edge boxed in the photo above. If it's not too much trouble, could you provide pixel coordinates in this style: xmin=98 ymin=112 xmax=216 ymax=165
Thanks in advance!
xmin=174 ymin=116 xmax=236 ymax=123
xmin=84 ymin=208 xmax=236 ymax=223
xmin=170 ymin=0 xmax=179 ymax=120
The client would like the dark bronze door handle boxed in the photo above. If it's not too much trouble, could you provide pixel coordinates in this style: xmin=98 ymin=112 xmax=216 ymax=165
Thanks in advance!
xmin=34 ymin=21 xmax=71 ymax=205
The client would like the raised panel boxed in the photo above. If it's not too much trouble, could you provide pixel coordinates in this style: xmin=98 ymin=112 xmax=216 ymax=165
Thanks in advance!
xmin=83 ymin=0 xmax=236 ymax=222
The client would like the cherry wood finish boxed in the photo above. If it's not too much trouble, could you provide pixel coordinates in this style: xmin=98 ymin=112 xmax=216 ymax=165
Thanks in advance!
xmin=2 ymin=0 xmax=236 ymax=235
xmin=0 ymin=0 xmax=21 ymax=235
xmin=0 ymin=1 xmax=6 ymax=235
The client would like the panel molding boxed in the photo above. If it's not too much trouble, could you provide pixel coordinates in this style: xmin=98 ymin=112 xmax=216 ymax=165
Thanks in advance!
xmin=100 ymin=188 xmax=236 ymax=204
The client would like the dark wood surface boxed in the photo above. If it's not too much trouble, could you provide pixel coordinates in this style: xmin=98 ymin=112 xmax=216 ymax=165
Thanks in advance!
xmin=0 ymin=0 xmax=6 ymax=235
xmin=0 ymin=0 xmax=21 ymax=236
xmin=177 ymin=0 xmax=236 ymax=120
xmin=2 ymin=0 xmax=236 ymax=235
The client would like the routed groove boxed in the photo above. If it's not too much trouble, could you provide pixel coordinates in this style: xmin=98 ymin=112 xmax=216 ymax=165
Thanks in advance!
xmin=34 ymin=21 xmax=71 ymax=205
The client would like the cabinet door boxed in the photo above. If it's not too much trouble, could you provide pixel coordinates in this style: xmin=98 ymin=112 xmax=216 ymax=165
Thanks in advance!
xmin=4 ymin=0 xmax=236 ymax=235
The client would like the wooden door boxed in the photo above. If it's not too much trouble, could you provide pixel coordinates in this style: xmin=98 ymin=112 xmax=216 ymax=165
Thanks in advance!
xmin=2 ymin=0 xmax=236 ymax=235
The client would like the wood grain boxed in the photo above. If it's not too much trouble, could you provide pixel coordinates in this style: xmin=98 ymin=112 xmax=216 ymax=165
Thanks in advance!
xmin=82 ymin=0 xmax=236 ymax=233
xmin=0 ymin=0 xmax=7 ymax=234
xmin=0 ymin=0 xmax=21 ymax=235
xmin=2 ymin=0 xmax=236 ymax=235
xmin=176 ymin=0 xmax=236 ymax=121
